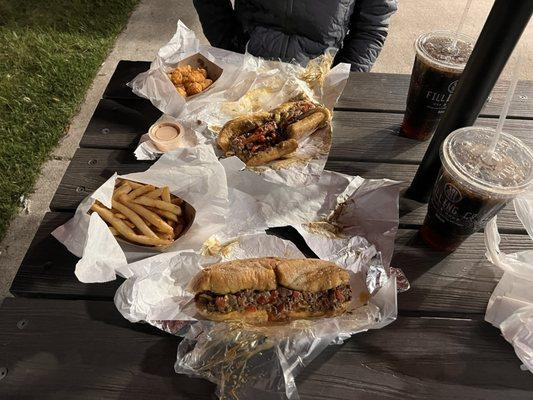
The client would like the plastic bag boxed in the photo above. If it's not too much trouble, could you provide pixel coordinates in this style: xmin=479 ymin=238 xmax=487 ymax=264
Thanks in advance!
xmin=485 ymin=194 xmax=533 ymax=373
xmin=500 ymin=305 xmax=533 ymax=373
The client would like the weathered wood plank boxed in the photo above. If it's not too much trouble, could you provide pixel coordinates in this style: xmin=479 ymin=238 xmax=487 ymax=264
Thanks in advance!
xmin=391 ymin=229 xmax=532 ymax=314
xmin=80 ymin=98 xmax=161 ymax=149
xmin=9 ymin=212 xmax=120 ymax=300
xmin=79 ymin=101 xmax=533 ymax=160
xmin=49 ymin=149 xmax=523 ymax=232
xmin=102 ymin=61 xmax=533 ymax=119
xmin=330 ymin=112 xmax=533 ymax=162
xmin=11 ymin=212 xmax=532 ymax=316
xmin=0 ymin=298 xmax=530 ymax=400
xmin=103 ymin=60 xmax=149 ymax=99
xmin=337 ymin=72 xmax=533 ymax=119
xmin=49 ymin=148 xmax=150 ymax=210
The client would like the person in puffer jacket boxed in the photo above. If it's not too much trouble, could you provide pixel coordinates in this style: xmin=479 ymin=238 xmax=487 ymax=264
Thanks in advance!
xmin=192 ymin=0 xmax=398 ymax=72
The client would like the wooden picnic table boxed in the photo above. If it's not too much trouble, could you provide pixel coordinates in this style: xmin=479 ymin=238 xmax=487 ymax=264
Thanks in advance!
xmin=1 ymin=61 xmax=532 ymax=399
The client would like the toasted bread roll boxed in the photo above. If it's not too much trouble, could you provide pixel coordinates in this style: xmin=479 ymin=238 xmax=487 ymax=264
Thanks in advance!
xmin=192 ymin=258 xmax=352 ymax=324
xmin=196 ymin=308 xmax=270 ymax=324
xmin=286 ymin=107 xmax=331 ymax=140
xmin=245 ymin=138 xmax=298 ymax=166
xmin=217 ymin=112 xmax=272 ymax=153
xmin=190 ymin=257 xmax=278 ymax=294
xmin=275 ymin=258 xmax=349 ymax=292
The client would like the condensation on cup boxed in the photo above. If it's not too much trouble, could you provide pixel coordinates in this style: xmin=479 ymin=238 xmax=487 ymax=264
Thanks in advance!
xmin=420 ymin=127 xmax=533 ymax=252
xmin=400 ymin=31 xmax=474 ymax=141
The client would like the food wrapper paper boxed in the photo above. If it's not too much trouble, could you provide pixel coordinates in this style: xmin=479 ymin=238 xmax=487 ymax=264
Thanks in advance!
xmin=114 ymin=232 xmax=397 ymax=399
xmin=129 ymin=21 xmax=350 ymax=187
xmin=219 ymin=157 xmax=401 ymax=268
xmin=114 ymin=165 xmax=402 ymax=398
xmin=52 ymin=145 xmax=229 ymax=283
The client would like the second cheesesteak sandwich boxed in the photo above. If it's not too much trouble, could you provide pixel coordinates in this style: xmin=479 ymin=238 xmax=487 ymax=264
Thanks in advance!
xmin=190 ymin=257 xmax=351 ymax=324
xmin=217 ymin=100 xmax=331 ymax=166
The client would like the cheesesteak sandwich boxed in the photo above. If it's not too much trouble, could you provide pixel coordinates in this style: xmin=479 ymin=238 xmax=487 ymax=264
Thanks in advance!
xmin=191 ymin=257 xmax=351 ymax=323
xmin=217 ymin=100 xmax=331 ymax=166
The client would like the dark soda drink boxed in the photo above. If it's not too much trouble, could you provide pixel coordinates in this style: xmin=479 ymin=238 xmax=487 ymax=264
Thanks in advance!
xmin=400 ymin=31 xmax=473 ymax=141
xmin=420 ymin=127 xmax=533 ymax=252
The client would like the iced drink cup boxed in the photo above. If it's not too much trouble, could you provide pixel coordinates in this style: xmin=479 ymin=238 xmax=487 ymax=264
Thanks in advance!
xmin=420 ymin=127 xmax=533 ymax=252
xmin=400 ymin=31 xmax=474 ymax=141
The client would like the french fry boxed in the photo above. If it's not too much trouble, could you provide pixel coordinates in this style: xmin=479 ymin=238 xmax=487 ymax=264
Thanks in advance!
xmin=113 ymin=183 xmax=132 ymax=200
xmin=167 ymin=220 xmax=176 ymax=228
xmin=155 ymin=231 xmax=173 ymax=241
xmin=90 ymin=203 xmax=172 ymax=246
xmin=118 ymin=195 xmax=173 ymax=235
xmin=123 ymin=220 xmax=135 ymax=229
xmin=162 ymin=186 xmax=171 ymax=203
xmin=127 ymin=184 xmax=155 ymax=200
xmin=114 ymin=213 xmax=127 ymax=220
xmin=133 ymin=196 xmax=182 ymax=215
xmin=171 ymin=197 xmax=183 ymax=205
xmin=145 ymin=188 xmax=163 ymax=199
xmin=112 ymin=200 xmax=158 ymax=239
xmin=146 ymin=206 xmax=179 ymax=222
xmin=109 ymin=227 xmax=119 ymax=236
xmin=123 ymin=180 xmax=144 ymax=189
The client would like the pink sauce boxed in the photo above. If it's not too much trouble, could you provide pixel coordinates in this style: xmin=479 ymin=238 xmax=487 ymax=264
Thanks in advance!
xmin=154 ymin=124 xmax=179 ymax=141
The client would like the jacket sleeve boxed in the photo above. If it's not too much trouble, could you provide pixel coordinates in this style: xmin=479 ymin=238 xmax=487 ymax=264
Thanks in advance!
xmin=192 ymin=0 xmax=248 ymax=53
xmin=335 ymin=0 xmax=398 ymax=72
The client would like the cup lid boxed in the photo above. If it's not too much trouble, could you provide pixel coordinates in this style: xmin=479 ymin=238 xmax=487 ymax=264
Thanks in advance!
xmin=441 ymin=127 xmax=533 ymax=196
xmin=415 ymin=30 xmax=474 ymax=72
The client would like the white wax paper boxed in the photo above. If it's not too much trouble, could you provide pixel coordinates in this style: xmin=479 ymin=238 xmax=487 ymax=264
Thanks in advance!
xmin=114 ymin=232 xmax=397 ymax=399
xmin=129 ymin=21 xmax=350 ymax=186
xmin=220 ymin=157 xmax=401 ymax=268
xmin=129 ymin=21 xmax=247 ymax=119
xmin=52 ymin=145 xmax=229 ymax=283
xmin=113 ymin=163 xmax=402 ymax=399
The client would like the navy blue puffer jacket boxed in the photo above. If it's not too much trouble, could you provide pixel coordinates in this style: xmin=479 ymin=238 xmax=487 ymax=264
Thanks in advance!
xmin=193 ymin=0 xmax=397 ymax=72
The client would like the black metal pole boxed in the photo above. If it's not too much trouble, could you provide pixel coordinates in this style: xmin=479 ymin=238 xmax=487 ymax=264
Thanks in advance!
xmin=405 ymin=0 xmax=533 ymax=202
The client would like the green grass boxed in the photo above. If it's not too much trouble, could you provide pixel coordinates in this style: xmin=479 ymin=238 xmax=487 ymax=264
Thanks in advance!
xmin=0 ymin=0 xmax=139 ymax=238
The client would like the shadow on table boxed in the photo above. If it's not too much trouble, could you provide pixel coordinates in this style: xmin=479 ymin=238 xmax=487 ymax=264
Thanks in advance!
xmin=361 ymin=122 xmax=426 ymax=161
xmin=298 ymin=319 xmax=533 ymax=396
xmin=84 ymin=302 xmax=215 ymax=399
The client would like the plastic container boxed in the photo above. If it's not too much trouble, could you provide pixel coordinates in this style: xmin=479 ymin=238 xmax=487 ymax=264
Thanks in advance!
xmin=148 ymin=122 xmax=183 ymax=152
xmin=400 ymin=31 xmax=474 ymax=141
xmin=420 ymin=126 xmax=533 ymax=251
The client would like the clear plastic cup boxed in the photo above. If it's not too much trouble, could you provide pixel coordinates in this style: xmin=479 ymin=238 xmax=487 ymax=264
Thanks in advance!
xmin=420 ymin=127 xmax=533 ymax=251
xmin=400 ymin=31 xmax=474 ymax=141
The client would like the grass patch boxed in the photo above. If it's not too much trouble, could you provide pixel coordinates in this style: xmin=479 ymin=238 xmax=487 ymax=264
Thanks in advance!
xmin=0 ymin=0 xmax=139 ymax=239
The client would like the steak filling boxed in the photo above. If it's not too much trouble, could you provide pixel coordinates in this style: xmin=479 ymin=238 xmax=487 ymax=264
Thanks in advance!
xmin=196 ymin=284 xmax=351 ymax=321
xmin=229 ymin=120 xmax=283 ymax=160
xmin=277 ymin=101 xmax=317 ymax=132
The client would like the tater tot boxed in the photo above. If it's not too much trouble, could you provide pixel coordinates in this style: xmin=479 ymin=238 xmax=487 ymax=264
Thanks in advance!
xmin=176 ymin=85 xmax=187 ymax=97
xmin=177 ymin=65 xmax=192 ymax=73
xmin=200 ymin=79 xmax=213 ymax=90
xmin=182 ymin=70 xmax=205 ymax=83
xmin=169 ymin=70 xmax=183 ymax=85
xmin=185 ymin=82 xmax=203 ymax=96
